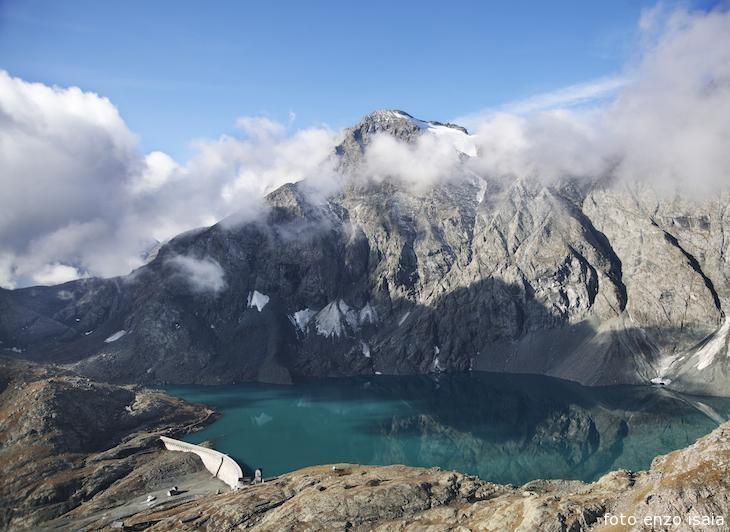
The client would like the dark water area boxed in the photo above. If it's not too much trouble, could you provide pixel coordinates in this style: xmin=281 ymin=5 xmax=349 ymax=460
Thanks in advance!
xmin=167 ymin=372 xmax=730 ymax=486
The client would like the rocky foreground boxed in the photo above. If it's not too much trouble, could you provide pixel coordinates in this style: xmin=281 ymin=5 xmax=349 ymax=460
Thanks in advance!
xmin=1 ymin=359 xmax=729 ymax=531
xmin=111 ymin=427 xmax=730 ymax=531
xmin=0 ymin=358 xmax=218 ymax=530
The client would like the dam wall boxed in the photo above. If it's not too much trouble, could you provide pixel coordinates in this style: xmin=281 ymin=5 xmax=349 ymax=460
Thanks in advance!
xmin=160 ymin=435 xmax=243 ymax=489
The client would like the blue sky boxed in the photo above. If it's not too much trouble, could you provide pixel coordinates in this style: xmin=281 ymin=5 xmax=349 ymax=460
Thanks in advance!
xmin=0 ymin=0 xmax=704 ymax=159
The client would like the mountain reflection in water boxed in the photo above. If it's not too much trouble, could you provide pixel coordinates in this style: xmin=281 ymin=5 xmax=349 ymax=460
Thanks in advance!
xmin=167 ymin=372 xmax=730 ymax=485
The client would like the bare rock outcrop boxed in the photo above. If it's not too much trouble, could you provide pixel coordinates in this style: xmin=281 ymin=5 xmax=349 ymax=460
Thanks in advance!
xmin=0 ymin=358 xmax=217 ymax=530
xmin=115 ymin=423 xmax=730 ymax=531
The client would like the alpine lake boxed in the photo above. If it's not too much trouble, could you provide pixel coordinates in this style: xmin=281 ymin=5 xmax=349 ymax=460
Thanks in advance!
xmin=167 ymin=372 xmax=730 ymax=485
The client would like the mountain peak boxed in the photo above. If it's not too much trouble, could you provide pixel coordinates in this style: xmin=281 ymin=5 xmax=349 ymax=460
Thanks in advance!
xmin=359 ymin=109 xmax=469 ymax=135
xmin=336 ymin=110 xmax=474 ymax=166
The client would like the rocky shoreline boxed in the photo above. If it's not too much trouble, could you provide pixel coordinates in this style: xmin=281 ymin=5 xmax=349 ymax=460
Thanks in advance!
xmin=1 ymin=358 xmax=728 ymax=531
xmin=101 ymin=425 xmax=730 ymax=531
xmin=0 ymin=357 xmax=218 ymax=530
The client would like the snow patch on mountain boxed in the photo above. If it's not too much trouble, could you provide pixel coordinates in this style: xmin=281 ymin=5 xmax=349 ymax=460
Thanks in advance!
xmin=291 ymin=308 xmax=316 ymax=332
xmin=368 ymin=110 xmax=477 ymax=157
xmin=104 ymin=330 xmax=127 ymax=343
xmin=315 ymin=300 xmax=358 ymax=338
xmin=427 ymin=124 xmax=477 ymax=157
xmin=361 ymin=341 xmax=371 ymax=358
xmin=247 ymin=290 xmax=270 ymax=312
xmin=654 ymin=352 xmax=683 ymax=380
xmin=359 ymin=302 xmax=378 ymax=325
xmin=474 ymin=175 xmax=488 ymax=204
xmin=313 ymin=300 xmax=379 ymax=338
xmin=695 ymin=318 xmax=730 ymax=370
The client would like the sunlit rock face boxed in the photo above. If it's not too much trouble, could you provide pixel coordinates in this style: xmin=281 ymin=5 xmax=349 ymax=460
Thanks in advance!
xmin=1 ymin=110 xmax=728 ymax=394
xmin=0 ymin=358 xmax=215 ymax=530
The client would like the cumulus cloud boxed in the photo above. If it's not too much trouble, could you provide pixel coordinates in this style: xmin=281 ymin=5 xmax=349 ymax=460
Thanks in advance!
xmin=464 ymin=109 xmax=613 ymax=182
xmin=130 ymin=151 xmax=179 ymax=193
xmin=31 ymin=263 xmax=85 ymax=286
xmin=361 ymin=131 xmax=465 ymax=189
xmin=0 ymin=4 xmax=727 ymax=289
xmin=166 ymin=255 xmax=227 ymax=294
xmin=0 ymin=70 xmax=339 ymax=288
xmin=167 ymin=255 xmax=227 ymax=294
xmin=606 ymin=6 xmax=730 ymax=190
xmin=357 ymin=6 xmax=730 ymax=192
xmin=462 ymin=6 xmax=730 ymax=189
xmin=0 ymin=71 xmax=139 ymax=287
xmin=235 ymin=115 xmax=287 ymax=139
xmin=0 ymin=76 xmax=136 ymax=251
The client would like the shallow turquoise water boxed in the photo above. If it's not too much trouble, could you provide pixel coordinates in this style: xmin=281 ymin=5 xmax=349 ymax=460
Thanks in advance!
xmin=167 ymin=372 xmax=730 ymax=486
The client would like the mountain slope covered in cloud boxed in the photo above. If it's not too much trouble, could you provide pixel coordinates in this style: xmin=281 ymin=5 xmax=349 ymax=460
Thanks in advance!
xmin=0 ymin=107 xmax=728 ymax=395
xmin=0 ymin=6 xmax=729 ymax=393
xmin=1 ymin=6 xmax=728 ymax=290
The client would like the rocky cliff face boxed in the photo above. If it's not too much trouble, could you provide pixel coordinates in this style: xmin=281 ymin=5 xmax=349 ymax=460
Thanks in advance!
xmin=0 ymin=110 xmax=728 ymax=394
xmin=0 ymin=357 xmax=216 ymax=530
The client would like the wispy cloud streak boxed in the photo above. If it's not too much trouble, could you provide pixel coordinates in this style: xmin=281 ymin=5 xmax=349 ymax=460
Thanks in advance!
xmin=456 ymin=75 xmax=629 ymax=128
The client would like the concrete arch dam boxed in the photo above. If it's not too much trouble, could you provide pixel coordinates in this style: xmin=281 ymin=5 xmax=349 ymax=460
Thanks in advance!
xmin=160 ymin=435 xmax=243 ymax=490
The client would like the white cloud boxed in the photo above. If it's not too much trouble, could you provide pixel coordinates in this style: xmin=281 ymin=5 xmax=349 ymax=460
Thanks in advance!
xmin=361 ymin=131 xmax=464 ymax=189
xmin=504 ymin=77 xmax=629 ymax=114
xmin=462 ymin=6 xmax=730 ymax=190
xmin=0 ymin=72 xmax=339 ymax=287
xmin=131 ymin=151 xmax=179 ymax=193
xmin=465 ymin=108 xmax=611 ymax=182
xmin=457 ymin=76 xmax=629 ymax=128
xmin=353 ymin=8 xmax=729 ymax=191
xmin=167 ymin=255 xmax=226 ymax=294
xmin=0 ymin=252 xmax=17 ymax=289
xmin=606 ymin=6 xmax=730 ymax=190
xmin=0 ymin=4 xmax=727 ymax=289
xmin=0 ymin=71 xmax=135 ymax=251
xmin=32 ymin=263 xmax=85 ymax=286
xmin=0 ymin=71 xmax=140 ymax=286
xmin=235 ymin=115 xmax=287 ymax=139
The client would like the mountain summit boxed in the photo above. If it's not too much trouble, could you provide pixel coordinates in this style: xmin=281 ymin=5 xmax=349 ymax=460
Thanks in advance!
xmin=1 ymin=110 xmax=728 ymax=395
xmin=336 ymin=109 xmax=477 ymax=167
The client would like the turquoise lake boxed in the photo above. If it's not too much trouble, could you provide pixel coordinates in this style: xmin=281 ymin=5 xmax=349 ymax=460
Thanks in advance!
xmin=167 ymin=372 xmax=730 ymax=486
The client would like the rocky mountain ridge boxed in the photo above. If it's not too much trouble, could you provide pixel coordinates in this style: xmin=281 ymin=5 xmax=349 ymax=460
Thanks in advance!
xmin=0 ymin=110 xmax=728 ymax=394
